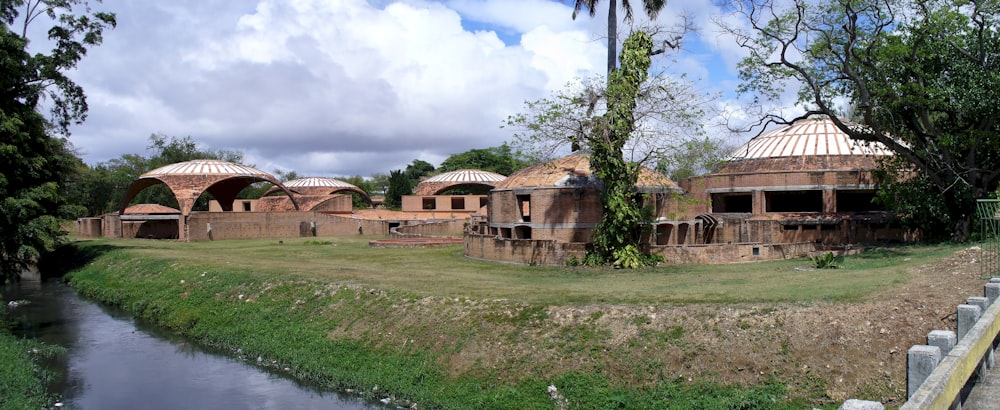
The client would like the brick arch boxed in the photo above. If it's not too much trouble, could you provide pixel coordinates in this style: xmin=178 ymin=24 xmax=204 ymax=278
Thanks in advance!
xmin=120 ymin=174 xmax=299 ymax=217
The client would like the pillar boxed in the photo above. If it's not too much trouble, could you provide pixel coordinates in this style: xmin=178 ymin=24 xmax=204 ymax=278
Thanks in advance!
xmin=907 ymin=345 xmax=942 ymax=399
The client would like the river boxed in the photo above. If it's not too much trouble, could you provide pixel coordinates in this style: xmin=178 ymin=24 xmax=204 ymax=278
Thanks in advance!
xmin=4 ymin=280 xmax=382 ymax=410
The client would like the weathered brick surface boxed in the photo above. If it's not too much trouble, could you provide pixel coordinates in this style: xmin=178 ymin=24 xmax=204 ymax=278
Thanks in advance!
xmin=185 ymin=211 xmax=389 ymax=241
xmin=76 ymin=218 xmax=103 ymax=238
xmin=392 ymin=220 xmax=466 ymax=237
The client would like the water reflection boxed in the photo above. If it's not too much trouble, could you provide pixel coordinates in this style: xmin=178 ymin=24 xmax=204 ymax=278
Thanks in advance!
xmin=5 ymin=281 xmax=379 ymax=410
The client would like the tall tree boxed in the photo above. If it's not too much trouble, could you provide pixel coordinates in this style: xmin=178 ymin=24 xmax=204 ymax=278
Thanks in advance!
xmin=572 ymin=0 xmax=667 ymax=74
xmin=724 ymin=0 xmax=1000 ymax=241
xmin=0 ymin=0 xmax=114 ymax=282
xmin=384 ymin=169 xmax=410 ymax=210
xmin=589 ymin=30 xmax=657 ymax=268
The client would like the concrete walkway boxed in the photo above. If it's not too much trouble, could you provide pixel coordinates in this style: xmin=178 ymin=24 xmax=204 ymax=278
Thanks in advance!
xmin=963 ymin=361 xmax=1000 ymax=410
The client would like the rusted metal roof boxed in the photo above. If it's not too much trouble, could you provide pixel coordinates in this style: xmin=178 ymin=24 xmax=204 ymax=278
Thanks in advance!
xmin=729 ymin=117 xmax=892 ymax=160
xmin=141 ymin=159 xmax=271 ymax=177
xmin=495 ymin=153 xmax=679 ymax=192
xmin=422 ymin=170 xmax=506 ymax=184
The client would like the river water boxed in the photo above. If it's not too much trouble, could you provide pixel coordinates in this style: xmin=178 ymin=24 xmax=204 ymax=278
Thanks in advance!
xmin=4 ymin=280 xmax=381 ymax=410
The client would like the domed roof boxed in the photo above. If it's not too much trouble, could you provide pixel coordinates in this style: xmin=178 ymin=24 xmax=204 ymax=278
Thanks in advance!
xmin=262 ymin=177 xmax=370 ymax=198
xmin=141 ymin=159 xmax=272 ymax=178
xmin=413 ymin=169 xmax=506 ymax=196
xmin=422 ymin=169 xmax=506 ymax=184
xmin=722 ymin=117 xmax=892 ymax=173
xmin=495 ymin=153 xmax=679 ymax=193
xmin=729 ymin=117 xmax=892 ymax=159
xmin=283 ymin=177 xmax=362 ymax=190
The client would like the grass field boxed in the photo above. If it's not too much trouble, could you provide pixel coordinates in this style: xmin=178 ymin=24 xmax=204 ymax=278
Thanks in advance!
xmin=83 ymin=236 xmax=959 ymax=304
xmin=51 ymin=237 xmax=969 ymax=409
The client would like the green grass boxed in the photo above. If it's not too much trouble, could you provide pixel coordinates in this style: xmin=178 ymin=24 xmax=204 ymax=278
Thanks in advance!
xmin=72 ymin=237 xmax=961 ymax=304
xmin=0 ymin=318 xmax=61 ymax=410
xmin=48 ymin=238 xmax=966 ymax=409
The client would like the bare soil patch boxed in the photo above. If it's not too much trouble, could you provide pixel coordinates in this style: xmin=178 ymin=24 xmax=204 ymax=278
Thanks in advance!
xmin=535 ymin=246 xmax=991 ymax=405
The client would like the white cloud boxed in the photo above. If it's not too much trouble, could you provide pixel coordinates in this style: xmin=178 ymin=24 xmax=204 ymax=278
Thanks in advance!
xmin=60 ymin=0 xmax=782 ymax=178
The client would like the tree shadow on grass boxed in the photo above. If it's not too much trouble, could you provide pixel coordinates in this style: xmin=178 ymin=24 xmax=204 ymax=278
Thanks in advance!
xmin=37 ymin=242 xmax=118 ymax=279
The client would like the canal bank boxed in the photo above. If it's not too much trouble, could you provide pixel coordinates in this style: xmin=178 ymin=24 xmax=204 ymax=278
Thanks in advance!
xmin=4 ymin=280 xmax=379 ymax=410
xmin=44 ymin=241 xmax=804 ymax=409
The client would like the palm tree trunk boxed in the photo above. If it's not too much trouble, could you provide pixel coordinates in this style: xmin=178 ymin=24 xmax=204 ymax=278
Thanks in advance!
xmin=607 ymin=0 xmax=618 ymax=74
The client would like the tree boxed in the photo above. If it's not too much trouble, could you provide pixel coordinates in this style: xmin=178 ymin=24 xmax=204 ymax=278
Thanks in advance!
xmin=656 ymin=136 xmax=731 ymax=181
xmin=725 ymin=0 xmax=1000 ymax=241
xmin=340 ymin=175 xmax=376 ymax=209
xmin=588 ymin=30 xmax=658 ymax=268
xmin=437 ymin=144 xmax=531 ymax=176
xmin=505 ymin=74 xmax=715 ymax=172
xmin=572 ymin=0 xmax=667 ymax=74
xmin=404 ymin=159 xmax=435 ymax=183
xmin=384 ymin=169 xmax=411 ymax=210
xmin=0 ymin=0 xmax=114 ymax=282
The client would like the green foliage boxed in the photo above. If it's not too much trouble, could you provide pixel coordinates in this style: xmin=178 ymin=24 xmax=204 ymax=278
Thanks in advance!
xmin=730 ymin=0 xmax=1000 ymax=241
xmin=589 ymin=31 xmax=658 ymax=268
xmin=0 ymin=329 xmax=62 ymax=410
xmin=656 ymin=136 xmax=732 ymax=180
xmin=0 ymin=0 xmax=115 ymax=281
xmin=437 ymin=144 xmax=530 ymax=176
xmin=384 ymin=169 xmax=410 ymax=210
xmin=339 ymin=175 xmax=376 ymax=208
xmin=404 ymin=159 xmax=435 ymax=183
xmin=872 ymin=157 xmax=953 ymax=241
xmin=811 ymin=252 xmax=843 ymax=269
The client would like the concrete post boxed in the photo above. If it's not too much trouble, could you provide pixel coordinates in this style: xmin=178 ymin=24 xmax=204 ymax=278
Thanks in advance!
xmin=986 ymin=282 xmax=1000 ymax=305
xmin=838 ymin=399 xmax=884 ymax=410
xmin=968 ymin=296 xmax=990 ymax=313
xmin=927 ymin=330 xmax=957 ymax=356
xmin=957 ymin=304 xmax=983 ymax=341
xmin=907 ymin=345 xmax=942 ymax=399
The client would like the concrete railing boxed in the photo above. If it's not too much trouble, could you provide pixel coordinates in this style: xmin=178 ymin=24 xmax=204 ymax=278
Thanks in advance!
xmin=898 ymin=278 xmax=1000 ymax=409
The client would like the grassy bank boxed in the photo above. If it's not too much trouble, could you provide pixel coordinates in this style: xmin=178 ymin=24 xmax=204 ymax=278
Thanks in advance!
xmin=56 ymin=238 xmax=964 ymax=409
xmin=0 ymin=309 xmax=60 ymax=409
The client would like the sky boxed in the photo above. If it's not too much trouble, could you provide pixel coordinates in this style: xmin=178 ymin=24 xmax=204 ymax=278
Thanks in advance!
xmin=43 ymin=0 xmax=784 ymax=178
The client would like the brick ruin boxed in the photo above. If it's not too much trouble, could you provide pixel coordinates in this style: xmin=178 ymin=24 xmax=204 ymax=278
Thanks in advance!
xmin=466 ymin=117 xmax=909 ymax=265
xmin=80 ymin=117 xmax=910 ymax=265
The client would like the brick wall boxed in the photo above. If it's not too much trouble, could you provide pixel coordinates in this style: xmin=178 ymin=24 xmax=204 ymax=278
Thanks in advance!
xmin=186 ymin=211 xmax=389 ymax=241
xmin=392 ymin=220 xmax=466 ymax=237
xmin=464 ymin=234 xmax=587 ymax=266
xmin=77 ymin=218 xmax=102 ymax=238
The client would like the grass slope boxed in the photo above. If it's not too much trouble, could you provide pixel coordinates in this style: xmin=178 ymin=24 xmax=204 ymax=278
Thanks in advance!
xmin=56 ymin=238 xmax=962 ymax=409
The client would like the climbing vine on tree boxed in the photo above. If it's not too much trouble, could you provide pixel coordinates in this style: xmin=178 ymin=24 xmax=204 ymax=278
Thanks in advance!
xmin=588 ymin=31 xmax=660 ymax=268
